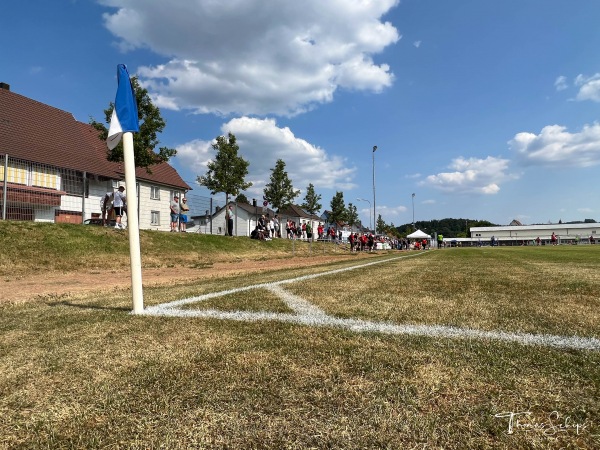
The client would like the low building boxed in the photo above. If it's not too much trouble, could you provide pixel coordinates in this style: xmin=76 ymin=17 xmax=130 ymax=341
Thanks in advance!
xmin=469 ymin=222 xmax=600 ymax=245
xmin=278 ymin=204 xmax=321 ymax=239
xmin=206 ymin=202 xmax=276 ymax=237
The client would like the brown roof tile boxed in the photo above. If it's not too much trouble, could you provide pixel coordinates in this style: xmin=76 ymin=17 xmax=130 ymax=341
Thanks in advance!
xmin=0 ymin=87 xmax=190 ymax=190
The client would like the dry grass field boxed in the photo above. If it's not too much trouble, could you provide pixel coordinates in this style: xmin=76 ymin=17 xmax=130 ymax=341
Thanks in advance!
xmin=1 ymin=222 xmax=599 ymax=449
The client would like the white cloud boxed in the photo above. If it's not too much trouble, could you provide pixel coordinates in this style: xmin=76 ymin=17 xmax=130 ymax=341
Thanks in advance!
xmin=176 ymin=117 xmax=357 ymax=197
xmin=100 ymin=0 xmax=400 ymax=116
xmin=509 ymin=123 xmax=600 ymax=167
xmin=420 ymin=156 xmax=514 ymax=194
xmin=376 ymin=205 xmax=407 ymax=218
xmin=355 ymin=204 xmax=406 ymax=226
xmin=554 ymin=75 xmax=568 ymax=91
xmin=574 ymin=73 xmax=600 ymax=102
xmin=577 ymin=208 xmax=594 ymax=214
xmin=413 ymin=40 xmax=421 ymax=48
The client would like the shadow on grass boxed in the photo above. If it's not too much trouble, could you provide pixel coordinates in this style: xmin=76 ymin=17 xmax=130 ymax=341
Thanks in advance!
xmin=47 ymin=300 xmax=131 ymax=312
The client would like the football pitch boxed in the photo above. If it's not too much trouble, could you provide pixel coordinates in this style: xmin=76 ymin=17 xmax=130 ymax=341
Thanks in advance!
xmin=1 ymin=246 xmax=599 ymax=448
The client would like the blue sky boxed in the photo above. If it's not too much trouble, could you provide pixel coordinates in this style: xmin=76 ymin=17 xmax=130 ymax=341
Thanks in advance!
xmin=3 ymin=0 xmax=600 ymax=227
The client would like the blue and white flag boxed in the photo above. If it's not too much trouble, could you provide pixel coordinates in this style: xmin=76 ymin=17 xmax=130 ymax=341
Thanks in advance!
xmin=107 ymin=64 xmax=140 ymax=150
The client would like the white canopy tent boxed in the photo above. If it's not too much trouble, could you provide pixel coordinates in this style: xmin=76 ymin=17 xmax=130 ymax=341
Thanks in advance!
xmin=406 ymin=229 xmax=431 ymax=239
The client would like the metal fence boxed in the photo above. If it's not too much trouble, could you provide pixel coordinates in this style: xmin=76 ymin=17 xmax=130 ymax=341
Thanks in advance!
xmin=0 ymin=156 xmax=224 ymax=229
xmin=179 ymin=182 xmax=224 ymax=234
xmin=1 ymin=154 xmax=87 ymax=223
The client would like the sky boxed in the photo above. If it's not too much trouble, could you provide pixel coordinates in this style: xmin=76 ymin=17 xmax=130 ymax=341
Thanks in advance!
xmin=2 ymin=0 xmax=600 ymax=228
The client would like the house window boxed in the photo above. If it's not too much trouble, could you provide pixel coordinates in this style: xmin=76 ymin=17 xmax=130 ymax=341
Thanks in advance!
xmin=31 ymin=164 xmax=58 ymax=189
xmin=150 ymin=186 xmax=160 ymax=200
xmin=151 ymin=211 xmax=160 ymax=226
xmin=2 ymin=161 xmax=27 ymax=185
xmin=60 ymin=169 xmax=85 ymax=196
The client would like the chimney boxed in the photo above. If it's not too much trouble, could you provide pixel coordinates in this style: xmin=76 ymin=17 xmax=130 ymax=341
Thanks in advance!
xmin=0 ymin=82 xmax=10 ymax=91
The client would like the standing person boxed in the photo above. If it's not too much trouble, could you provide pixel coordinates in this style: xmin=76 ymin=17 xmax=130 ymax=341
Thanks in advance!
xmin=273 ymin=215 xmax=280 ymax=238
xmin=227 ymin=205 xmax=234 ymax=236
xmin=306 ymin=222 xmax=312 ymax=241
xmin=367 ymin=233 xmax=374 ymax=252
xmin=113 ymin=185 xmax=126 ymax=229
xmin=170 ymin=195 xmax=180 ymax=232
xmin=268 ymin=215 xmax=275 ymax=238
xmin=437 ymin=233 xmax=443 ymax=249
xmin=179 ymin=197 xmax=190 ymax=232
xmin=101 ymin=191 xmax=114 ymax=226
xmin=551 ymin=232 xmax=557 ymax=246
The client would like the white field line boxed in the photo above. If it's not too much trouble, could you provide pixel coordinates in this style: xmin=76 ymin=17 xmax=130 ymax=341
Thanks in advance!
xmin=141 ymin=252 xmax=600 ymax=351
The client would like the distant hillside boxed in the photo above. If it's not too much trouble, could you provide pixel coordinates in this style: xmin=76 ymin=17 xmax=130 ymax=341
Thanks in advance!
xmin=395 ymin=218 xmax=498 ymax=238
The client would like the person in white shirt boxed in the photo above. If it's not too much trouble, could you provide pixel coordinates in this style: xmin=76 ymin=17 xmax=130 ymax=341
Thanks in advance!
xmin=113 ymin=186 xmax=126 ymax=229
xmin=268 ymin=217 xmax=274 ymax=238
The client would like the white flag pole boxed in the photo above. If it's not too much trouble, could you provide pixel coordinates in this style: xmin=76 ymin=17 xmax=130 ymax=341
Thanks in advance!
xmin=122 ymin=131 xmax=144 ymax=313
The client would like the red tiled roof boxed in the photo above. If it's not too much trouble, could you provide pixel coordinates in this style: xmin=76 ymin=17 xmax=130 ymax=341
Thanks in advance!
xmin=0 ymin=87 xmax=190 ymax=190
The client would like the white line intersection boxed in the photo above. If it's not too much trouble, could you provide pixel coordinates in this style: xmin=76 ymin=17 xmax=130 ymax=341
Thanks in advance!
xmin=141 ymin=253 xmax=600 ymax=351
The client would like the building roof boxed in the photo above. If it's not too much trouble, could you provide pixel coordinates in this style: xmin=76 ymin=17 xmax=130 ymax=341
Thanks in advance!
xmin=0 ymin=85 xmax=190 ymax=190
xmin=202 ymin=202 xmax=277 ymax=219
xmin=278 ymin=204 xmax=318 ymax=219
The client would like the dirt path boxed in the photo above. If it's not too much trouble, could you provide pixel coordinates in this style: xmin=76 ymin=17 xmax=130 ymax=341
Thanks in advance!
xmin=2 ymin=255 xmax=365 ymax=303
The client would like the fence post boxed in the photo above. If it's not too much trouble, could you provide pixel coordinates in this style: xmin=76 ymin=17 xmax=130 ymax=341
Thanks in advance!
xmin=81 ymin=172 xmax=87 ymax=224
xmin=209 ymin=198 xmax=213 ymax=234
xmin=2 ymin=154 xmax=8 ymax=220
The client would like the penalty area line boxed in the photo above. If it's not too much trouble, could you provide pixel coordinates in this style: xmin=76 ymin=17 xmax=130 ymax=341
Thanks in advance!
xmin=140 ymin=250 xmax=600 ymax=351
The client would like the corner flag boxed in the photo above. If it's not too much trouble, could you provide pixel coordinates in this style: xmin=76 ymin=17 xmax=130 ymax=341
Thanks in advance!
xmin=107 ymin=64 xmax=140 ymax=150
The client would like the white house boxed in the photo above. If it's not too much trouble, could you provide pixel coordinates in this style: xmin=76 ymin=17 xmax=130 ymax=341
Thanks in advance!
xmin=0 ymin=82 xmax=190 ymax=231
xmin=204 ymin=202 xmax=277 ymax=236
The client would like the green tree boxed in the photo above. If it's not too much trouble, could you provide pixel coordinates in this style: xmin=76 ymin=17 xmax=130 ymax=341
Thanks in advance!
xmin=376 ymin=214 xmax=386 ymax=235
xmin=235 ymin=193 xmax=250 ymax=204
xmin=197 ymin=133 xmax=252 ymax=220
xmin=301 ymin=183 xmax=322 ymax=215
xmin=263 ymin=159 xmax=300 ymax=211
xmin=329 ymin=191 xmax=346 ymax=225
xmin=346 ymin=203 xmax=359 ymax=229
xmin=90 ymin=76 xmax=176 ymax=171
xmin=387 ymin=222 xmax=400 ymax=238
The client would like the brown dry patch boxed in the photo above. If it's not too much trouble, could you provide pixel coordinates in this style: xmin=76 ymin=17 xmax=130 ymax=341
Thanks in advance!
xmin=1 ymin=254 xmax=370 ymax=304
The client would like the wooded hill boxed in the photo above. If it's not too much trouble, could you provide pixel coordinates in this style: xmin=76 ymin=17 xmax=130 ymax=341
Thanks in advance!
xmin=395 ymin=218 xmax=498 ymax=238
